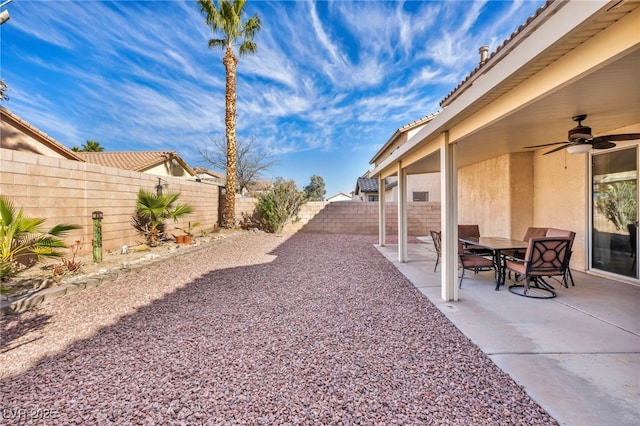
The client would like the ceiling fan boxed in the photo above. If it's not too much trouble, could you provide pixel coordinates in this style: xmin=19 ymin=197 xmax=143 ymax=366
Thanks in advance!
xmin=523 ymin=114 xmax=640 ymax=155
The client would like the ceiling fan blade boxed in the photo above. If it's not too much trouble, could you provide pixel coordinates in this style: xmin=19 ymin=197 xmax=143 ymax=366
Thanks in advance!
xmin=598 ymin=133 xmax=640 ymax=142
xmin=523 ymin=141 xmax=568 ymax=149
xmin=590 ymin=138 xmax=616 ymax=149
xmin=543 ymin=144 xmax=571 ymax=155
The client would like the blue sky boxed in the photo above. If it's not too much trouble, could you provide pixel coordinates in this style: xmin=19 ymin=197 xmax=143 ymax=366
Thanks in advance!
xmin=0 ymin=0 xmax=544 ymax=197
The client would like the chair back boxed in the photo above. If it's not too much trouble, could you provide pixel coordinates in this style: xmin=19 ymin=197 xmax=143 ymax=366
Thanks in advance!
xmin=523 ymin=227 xmax=548 ymax=241
xmin=430 ymin=230 xmax=441 ymax=256
xmin=545 ymin=228 xmax=576 ymax=249
xmin=458 ymin=225 xmax=480 ymax=239
xmin=524 ymin=237 xmax=571 ymax=277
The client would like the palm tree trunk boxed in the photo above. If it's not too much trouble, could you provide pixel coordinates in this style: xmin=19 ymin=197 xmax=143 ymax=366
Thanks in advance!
xmin=222 ymin=46 xmax=238 ymax=228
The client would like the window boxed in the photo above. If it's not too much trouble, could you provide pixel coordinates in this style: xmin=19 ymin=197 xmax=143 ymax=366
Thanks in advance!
xmin=412 ymin=191 xmax=429 ymax=202
xmin=367 ymin=194 xmax=379 ymax=202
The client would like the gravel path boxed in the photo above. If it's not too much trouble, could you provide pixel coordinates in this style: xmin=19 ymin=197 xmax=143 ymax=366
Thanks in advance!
xmin=0 ymin=233 xmax=557 ymax=425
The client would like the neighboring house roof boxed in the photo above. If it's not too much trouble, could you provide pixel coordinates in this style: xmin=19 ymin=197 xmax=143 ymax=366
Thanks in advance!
xmin=193 ymin=166 xmax=225 ymax=180
xmin=355 ymin=177 xmax=396 ymax=194
xmin=243 ymin=180 xmax=273 ymax=194
xmin=0 ymin=106 xmax=84 ymax=161
xmin=327 ymin=192 xmax=352 ymax=202
xmin=193 ymin=166 xmax=226 ymax=185
xmin=76 ymin=151 xmax=195 ymax=177
xmin=356 ymin=177 xmax=378 ymax=193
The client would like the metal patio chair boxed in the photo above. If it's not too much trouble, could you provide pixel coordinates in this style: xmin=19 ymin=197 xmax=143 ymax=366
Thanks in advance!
xmin=505 ymin=237 xmax=571 ymax=299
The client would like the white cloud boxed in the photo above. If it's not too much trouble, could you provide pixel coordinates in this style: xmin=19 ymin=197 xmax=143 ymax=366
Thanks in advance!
xmin=2 ymin=0 xmax=547 ymax=195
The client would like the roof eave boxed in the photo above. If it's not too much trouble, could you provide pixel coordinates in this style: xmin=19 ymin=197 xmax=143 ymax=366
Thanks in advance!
xmin=370 ymin=0 xmax=608 ymax=179
xmin=439 ymin=0 xmax=559 ymax=108
xmin=369 ymin=112 xmax=441 ymax=165
xmin=0 ymin=106 xmax=85 ymax=161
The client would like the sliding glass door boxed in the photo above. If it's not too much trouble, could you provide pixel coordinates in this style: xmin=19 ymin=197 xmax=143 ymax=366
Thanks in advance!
xmin=591 ymin=147 xmax=638 ymax=279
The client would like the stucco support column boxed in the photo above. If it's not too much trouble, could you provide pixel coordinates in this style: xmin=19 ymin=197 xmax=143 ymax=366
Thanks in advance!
xmin=398 ymin=163 xmax=408 ymax=262
xmin=378 ymin=175 xmax=386 ymax=246
xmin=440 ymin=133 xmax=458 ymax=301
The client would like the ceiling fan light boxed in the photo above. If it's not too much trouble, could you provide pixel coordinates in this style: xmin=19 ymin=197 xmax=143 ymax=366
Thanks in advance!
xmin=568 ymin=125 xmax=592 ymax=141
xmin=567 ymin=144 xmax=592 ymax=154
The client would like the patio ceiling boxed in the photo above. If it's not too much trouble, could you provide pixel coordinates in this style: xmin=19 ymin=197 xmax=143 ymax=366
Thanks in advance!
xmin=397 ymin=1 xmax=640 ymax=176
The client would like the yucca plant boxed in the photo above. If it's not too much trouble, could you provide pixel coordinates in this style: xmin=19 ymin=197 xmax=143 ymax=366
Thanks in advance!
xmin=133 ymin=189 xmax=193 ymax=246
xmin=0 ymin=196 xmax=81 ymax=280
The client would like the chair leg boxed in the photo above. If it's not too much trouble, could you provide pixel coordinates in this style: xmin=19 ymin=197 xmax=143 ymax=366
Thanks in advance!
xmin=567 ymin=268 xmax=575 ymax=287
xmin=459 ymin=268 xmax=465 ymax=288
xmin=434 ymin=254 xmax=440 ymax=272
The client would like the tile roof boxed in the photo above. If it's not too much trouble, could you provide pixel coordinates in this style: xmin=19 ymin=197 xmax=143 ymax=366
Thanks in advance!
xmin=0 ymin=106 xmax=84 ymax=161
xmin=193 ymin=166 xmax=225 ymax=179
xmin=356 ymin=177 xmax=378 ymax=193
xmin=76 ymin=151 xmax=195 ymax=176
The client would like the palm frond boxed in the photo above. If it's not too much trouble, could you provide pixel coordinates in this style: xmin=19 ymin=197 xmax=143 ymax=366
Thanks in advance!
xmin=239 ymin=40 xmax=257 ymax=56
xmin=47 ymin=223 xmax=82 ymax=237
xmin=208 ymin=39 xmax=226 ymax=49
xmin=0 ymin=196 xmax=15 ymax=225
xmin=170 ymin=204 xmax=195 ymax=221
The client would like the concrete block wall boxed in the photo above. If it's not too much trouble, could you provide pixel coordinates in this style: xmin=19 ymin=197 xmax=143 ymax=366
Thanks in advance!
xmin=234 ymin=197 xmax=441 ymax=235
xmin=0 ymin=148 xmax=219 ymax=253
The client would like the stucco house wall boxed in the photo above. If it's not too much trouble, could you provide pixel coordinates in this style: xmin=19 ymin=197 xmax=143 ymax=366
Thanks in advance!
xmin=459 ymin=151 xmax=586 ymax=270
xmin=385 ymin=173 xmax=441 ymax=203
xmin=532 ymin=149 xmax=587 ymax=269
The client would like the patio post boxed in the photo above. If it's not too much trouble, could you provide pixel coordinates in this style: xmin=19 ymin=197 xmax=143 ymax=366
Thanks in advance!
xmin=441 ymin=133 xmax=458 ymax=301
xmin=378 ymin=175 xmax=386 ymax=246
xmin=398 ymin=163 xmax=408 ymax=262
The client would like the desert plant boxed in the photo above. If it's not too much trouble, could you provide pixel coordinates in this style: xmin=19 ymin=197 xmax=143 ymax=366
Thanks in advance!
xmin=0 ymin=196 xmax=81 ymax=280
xmin=175 ymin=221 xmax=201 ymax=237
xmin=254 ymin=178 xmax=304 ymax=233
xmin=133 ymin=189 xmax=193 ymax=246
xmin=595 ymin=180 xmax=637 ymax=230
xmin=53 ymin=240 xmax=83 ymax=277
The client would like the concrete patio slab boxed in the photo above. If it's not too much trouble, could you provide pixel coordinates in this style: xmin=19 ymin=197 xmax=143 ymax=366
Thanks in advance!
xmin=376 ymin=241 xmax=640 ymax=426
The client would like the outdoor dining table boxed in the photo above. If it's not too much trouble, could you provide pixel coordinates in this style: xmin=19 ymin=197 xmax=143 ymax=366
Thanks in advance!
xmin=458 ymin=236 xmax=529 ymax=290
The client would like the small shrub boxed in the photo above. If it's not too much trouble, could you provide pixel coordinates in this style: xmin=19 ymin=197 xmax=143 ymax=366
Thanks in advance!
xmin=255 ymin=178 xmax=304 ymax=233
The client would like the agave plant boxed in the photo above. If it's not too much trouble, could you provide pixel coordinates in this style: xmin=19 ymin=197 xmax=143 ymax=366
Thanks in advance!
xmin=0 ymin=196 xmax=81 ymax=280
xmin=133 ymin=189 xmax=193 ymax=246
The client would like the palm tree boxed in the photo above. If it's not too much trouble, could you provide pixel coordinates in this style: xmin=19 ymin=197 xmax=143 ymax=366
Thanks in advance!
xmin=198 ymin=0 xmax=261 ymax=228
xmin=0 ymin=196 xmax=80 ymax=280
xmin=133 ymin=190 xmax=193 ymax=246
xmin=72 ymin=139 xmax=105 ymax=152
xmin=0 ymin=78 xmax=8 ymax=102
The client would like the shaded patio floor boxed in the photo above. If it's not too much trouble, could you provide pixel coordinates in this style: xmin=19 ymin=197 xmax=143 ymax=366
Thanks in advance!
xmin=376 ymin=241 xmax=640 ymax=426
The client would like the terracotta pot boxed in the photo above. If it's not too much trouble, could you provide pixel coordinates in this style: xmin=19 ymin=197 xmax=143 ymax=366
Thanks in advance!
xmin=183 ymin=235 xmax=192 ymax=245
xmin=175 ymin=235 xmax=185 ymax=244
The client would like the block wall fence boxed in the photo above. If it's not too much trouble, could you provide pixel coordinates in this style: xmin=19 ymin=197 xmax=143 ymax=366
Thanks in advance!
xmin=0 ymin=149 xmax=220 ymax=253
xmin=235 ymin=198 xmax=442 ymax=236
xmin=1 ymin=148 xmax=442 ymax=257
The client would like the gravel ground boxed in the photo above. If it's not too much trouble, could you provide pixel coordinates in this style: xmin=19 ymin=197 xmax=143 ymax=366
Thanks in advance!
xmin=0 ymin=233 xmax=557 ymax=425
